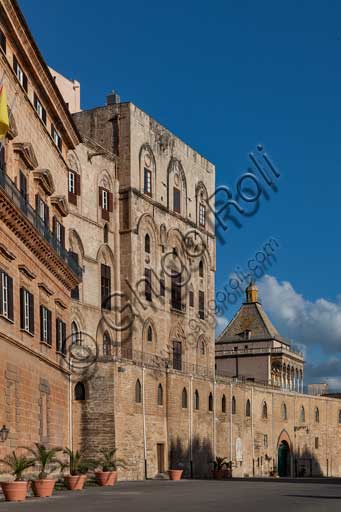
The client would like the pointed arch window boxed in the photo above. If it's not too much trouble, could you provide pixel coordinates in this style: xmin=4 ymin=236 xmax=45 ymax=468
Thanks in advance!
xmin=208 ymin=392 xmax=213 ymax=412
xmin=157 ymin=384 xmax=163 ymax=406
xmin=200 ymin=340 xmax=205 ymax=355
xmin=222 ymin=394 xmax=226 ymax=414
xmin=199 ymin=260 xmax=204 ymax=278
xmin=232 ymin=396 xmax=236 ymax=415
xmin=182 ymin=388 xmax=188 ymax=409
xmin=147 ymin=325 xmax=153 ymax=343
xmin=262 ymin=401 xmax=268 ymax=419
xmin=103 ymin=331 xmax=111 ymax=356
xmin=75 ymin=382 xmax=86 ymax=401
xmin=300 ymin=405 xmax=305 ymax=423
xmin=194 ymin=389 xmax=200 ymax=410
xmin=315 ymin=407 xmax=320 ymax=423
xmin=135 ymin=379 xmax=142 ymax=403
xmin=246 ymin=399 xmax=251 ymax=417
xmin=281 ymin=402 xmax=287 ymax=420
xmin=145 ymin=233 xmax=150 ymax=254
xmin=71 ymin=321 xmax=81 ymax=345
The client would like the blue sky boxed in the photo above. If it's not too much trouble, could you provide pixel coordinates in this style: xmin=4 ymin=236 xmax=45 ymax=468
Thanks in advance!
xmin=20 ymin=0 xmax=341 ymax=387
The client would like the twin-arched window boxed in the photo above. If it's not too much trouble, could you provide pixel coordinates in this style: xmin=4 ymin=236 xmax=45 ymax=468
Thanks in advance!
xmin=315 ymin=407 xmax=320 ymax=423
xmin=300 ymin=405 xmax=305 ymax=423
xmin=135 ymin=379 xmax=142 ymax=403
xmin=208 ymin=392 xmax=213 ymax=412
xmin=281 ymin=402 xmax=287 ymax=420
xmin=145 ymin=234 xmax=150 ymax=254
xmin=103 ymin=331 xmax=111 ymax=356
xmin=222 ymin=394 xmax=226 ymax=413
xmin=182 ymin=388 xmax=188 ymax=409
xmin=194 ymin=390 xmax=200 ymax=410
xmin=147 ymin=325 xmax=153 ymax=343
xmin=157 ymin=384 xmax=163 ymax=406
xmin=262 ymin=401 xmax=268 ymax=419
xmin=199 ymin=260 xmax=204 ymax=278
xmin=232 ymin=396 xmax=236 ymax=415
xmin=246 ymin=399 xmax=251 ymax=417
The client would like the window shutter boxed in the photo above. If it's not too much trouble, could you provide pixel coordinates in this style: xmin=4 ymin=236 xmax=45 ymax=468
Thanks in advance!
xmin=52 ymin=216 xmax=56 ymax=237
xmin=108 ymin=191 xmax=113 ymax=212
xmin=56 ymin=318 xmax=60 ymax=352
xmin=47 ymin=310 xmax=52 ymax=345
xmin=29 ymin=292 xmax=34 ymax=334
xmin=35 ymin=194 xmax=39 ymax=213
xmin=34 ymin=93 xmax=38 ymax=110
xmin=40 ymin=305 xmax=44 ymax=341
xmin=20 ymin=287 xmax=24 ymax=329
xmin=75 ymin=173 xmax=81 ymax=196
xmin=13 ymin=55 xmax=18 ymax=74
xmin=23 ymin=73 xmax=28 ymax=93
xmin=0 ymin=271 xmax=3 ymax=315
xmin=62 ymin=322 xmax=66 ymax=355
xmin=44 ymin=204 xmax=49 ymax=227
xmin=99 ymin=187 xmax=103 ymax=207
xmin=42 ymin=107 xmax=47 ymax=125
xmin=61 ymin=224 xmax=65 ymax=248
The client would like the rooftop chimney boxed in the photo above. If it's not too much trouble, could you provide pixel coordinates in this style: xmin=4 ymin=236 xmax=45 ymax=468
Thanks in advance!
xmin=106 ymin=90 xmax=120 ymax=105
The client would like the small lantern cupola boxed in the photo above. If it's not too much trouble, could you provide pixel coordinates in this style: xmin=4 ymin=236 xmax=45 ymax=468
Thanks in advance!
xmin=246 ymin=279 xmax=258 ymax=303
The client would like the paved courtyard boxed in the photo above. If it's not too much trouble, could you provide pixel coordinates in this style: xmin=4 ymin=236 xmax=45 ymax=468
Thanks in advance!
xmin=1 ymin=479 xmax=341 ymax=511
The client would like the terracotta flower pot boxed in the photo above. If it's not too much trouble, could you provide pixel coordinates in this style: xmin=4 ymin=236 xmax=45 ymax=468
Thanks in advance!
xmin=212 ymin=470 xmax=225 ymax=480
xmin=95 ymin=471 xmax=117 ymax=486
xmin=1 ymin=481 xmax=28 ymax=502
xmin=32 ymin=479 xmax=56 ymax=497
xmin=64 ymin=474 xmax=87 ymax=491
xmin=168 ymin=469 xmax=183 ymax=481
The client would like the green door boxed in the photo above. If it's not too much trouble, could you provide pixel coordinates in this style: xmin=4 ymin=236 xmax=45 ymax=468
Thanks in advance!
xmin=278 ymin=442 xmax=290 ymax=477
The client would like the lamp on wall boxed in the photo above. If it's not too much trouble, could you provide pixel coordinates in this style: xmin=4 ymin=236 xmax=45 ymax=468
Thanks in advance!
xmin=0 ymin=425 xmax=9 ymax=442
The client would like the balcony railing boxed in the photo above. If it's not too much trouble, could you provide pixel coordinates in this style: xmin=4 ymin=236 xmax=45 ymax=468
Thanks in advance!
xmin=0 ymin=167 xmax=82 ymax=279
xmin=215 ymin=345 xmax=304 ymax=359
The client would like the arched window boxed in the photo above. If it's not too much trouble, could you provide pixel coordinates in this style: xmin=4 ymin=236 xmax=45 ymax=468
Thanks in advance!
xmin=262 ymin=401 xmax=268 ymax=419
xmin=315 ymin=407 xmax=320 ymax=423
xmin=232 ymin=396 xmax=236 ymax=415
xmin=135 ymin=379 xmax=142 ymax=403
xmin=145 ymin=234 xmax=150 ymax=254
xmin=281 ymin=402 xmax=287 ymax=420
xmin=222 ymin=394 xmax=226 ymax=413
xmin=103 ymin=331 xmax=111 ymax=356
xmin=104 ymin=223 xmax=109 ymax=243
xmin=147 ymin=325 xmax=153 ymax=343
xmin=182 ymin=388 xmax=188 ymax=409
xmin=300 ymin=405 xmax=305 ymax=423
xmin=71 ymin=321 xmax=81 ymax=345
xmin=200 ymin=340 xmax=205 ymax=355
xmin=157 ymin=384 xmax=163 ymax=406
xmin=194 ymin=390 xmax=199 ymax=410
xmin=338 ymin=410 xmax=341 ymax=424
xmin=199 ymin=260 xmax=204 ymax=278
xmin=75 ymin=382 xmax=86 ymax=401
xmin=246 ymin=399 xmax=251 ymax=417
xmin=208 ymin=392 xmax=213 ymax=412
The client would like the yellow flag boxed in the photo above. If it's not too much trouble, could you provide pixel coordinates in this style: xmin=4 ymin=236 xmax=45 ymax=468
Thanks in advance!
xmin=0 ymin=85 xmax=9 ymax=139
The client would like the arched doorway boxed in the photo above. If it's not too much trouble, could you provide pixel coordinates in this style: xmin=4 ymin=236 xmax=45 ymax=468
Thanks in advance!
xmin=278 ymin=441 xmax=290 ymax=477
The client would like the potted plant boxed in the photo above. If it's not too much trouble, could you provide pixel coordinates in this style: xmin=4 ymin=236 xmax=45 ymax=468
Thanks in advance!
xmin=95 ymin=448 xmax=126 ymax=486
xmin=62 ymin=448 xmax=95 ymax=491
xmin=210 ymin=457 xmax=232 ymax=480
xmin=23 ymin=443 xmax=62 ymax=497
xmin=168 ymin=463 xmax=184 ymax=481
xmin=0 ymin=451 xmax=35 ymax=502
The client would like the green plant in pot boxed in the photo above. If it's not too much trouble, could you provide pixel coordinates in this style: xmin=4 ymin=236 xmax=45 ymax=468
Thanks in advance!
xmin=210 ymin=457 xmax=232 ymax=480
xmin=62 ymin=447 xmax=95 ymax=491
xmin=23 ymin=443 xmax=62 ymax=498
xmin=0 ymin=451 xmax=35 ymax=502
xmin=95 ymin=448 xmax=126 ymax=486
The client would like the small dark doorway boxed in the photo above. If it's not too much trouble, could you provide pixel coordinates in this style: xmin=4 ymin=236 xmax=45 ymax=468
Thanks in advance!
xmin=157 ymin=443 xmax=165 ymax=473
xmin=278 ymin=440 xmax=290 ymax=477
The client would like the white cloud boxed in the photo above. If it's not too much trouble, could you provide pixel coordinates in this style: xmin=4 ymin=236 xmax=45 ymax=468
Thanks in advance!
xmin=215 ymin=315 xmax=229 ymax=336
xmin=257 ymin=275 xmax=341 ymax=355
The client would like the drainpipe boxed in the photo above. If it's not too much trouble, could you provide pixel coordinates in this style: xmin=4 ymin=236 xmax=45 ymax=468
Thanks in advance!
xmin=251 ymin=386 xmax=254 ymax=476
xmin=189 ymin=375 xmax=193 ymax=478
xmin=142 ymin=367 xmax=147 ymax=479
xmin=213 ymin=378 xmax=216 ymax=460
xmin=68 ymin=360 xmax=73 ymax=451
xmin=230 ymin=382 xmax=233 ymax=463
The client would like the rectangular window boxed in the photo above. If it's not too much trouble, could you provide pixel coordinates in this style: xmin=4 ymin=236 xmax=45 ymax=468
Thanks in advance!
xmin=36 ymin=195 xmax=49 ymax=228
xmin=51 ymin=124 xmax=62 ymax=151
xmin=0 ymin=270 xmax=13 ymax=321
xmin=145 ymin=268 xmax=152 ymax=301
xmin=171 ymin=272 xmax=182 ymax=311
xmin=102 ymin=189 xmax=108 ymax=210
xmin=33 ymin=93 xmax=46 ymax=124
xmin=13 ymin=56 xmax=28 ymax=92
xmin=20 ymin=287 xmax=34 ymax=334
xmin=315 ymin=437 xmax=319 ymax=449
xmin=199 ymin=290 xmax=205 ymax=319
xmin=144 ymin=168 xmax=152 ymax=195
xmin=172 ymin=341 xmax=182 ymax=371
xmin=0 ymin=30 xmax=6 ymax=54
xmin=173 ymin=187 xmax=181 ymax=213
xmin=199 ymin=203 xmax=206 ymax=227
xmin=189 ymin=290 xmax=194 ymax=307
xmin=69 ymin=252 xmax=80 ymax=300
xmin=99 ymin=187 xmax=113 ymax=220
xmin=68 ymin=170 xmax=75 ymax=194
xmin=101 ymin=264 xmax=111 ymax=310
xmin=53 ymin=216 xmax=65 ymax=249
xmin=40 ymin=306 xmax=52 ymax=345
xmin=68 ymin=170 xmax=80 ymax=205
xmin=56 ymin=318 xmax=66 ymax=354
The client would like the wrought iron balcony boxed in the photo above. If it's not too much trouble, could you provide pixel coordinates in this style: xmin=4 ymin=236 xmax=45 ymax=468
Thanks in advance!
xmin=0 ymin=166 xmax=82 ymax=281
